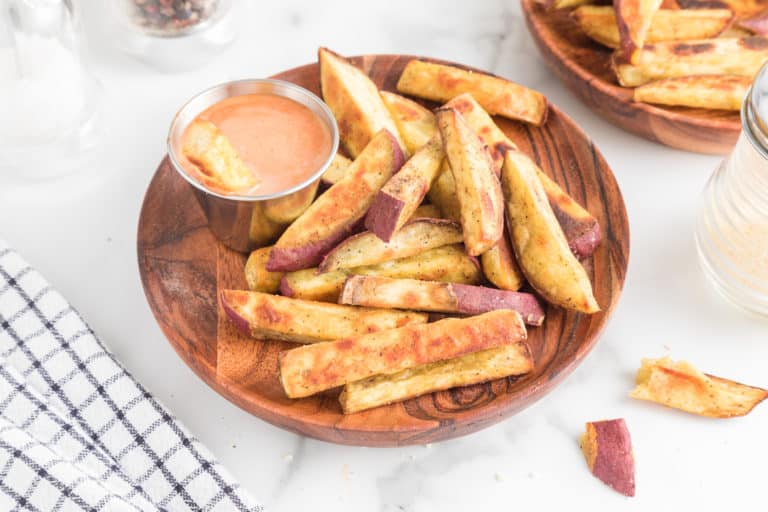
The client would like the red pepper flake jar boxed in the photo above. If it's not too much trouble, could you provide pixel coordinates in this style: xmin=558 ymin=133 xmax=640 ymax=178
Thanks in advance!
xmin=114 ymin=0 xmax=235 ymax=70
xmin=696 ymin=62 xmax=768 ymax=315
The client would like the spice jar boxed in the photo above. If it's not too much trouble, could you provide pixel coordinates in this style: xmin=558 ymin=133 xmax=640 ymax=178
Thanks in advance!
xmin=114 ymin=0 xmax=235 ymax=71
xmin=695 ymin=62 xmax=768 ymax=315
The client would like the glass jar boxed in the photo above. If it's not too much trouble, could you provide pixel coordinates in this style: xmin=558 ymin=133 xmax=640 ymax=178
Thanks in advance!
xmin=0 ymin=0 xmax=103 ymax=182
xmin=113 ymin=0 xmax=236 ymax=71
xmin=695 ymin=63 xmax=768 ymax=315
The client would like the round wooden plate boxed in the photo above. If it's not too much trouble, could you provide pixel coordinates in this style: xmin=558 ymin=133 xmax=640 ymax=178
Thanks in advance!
xmin=521 ymin=0 xmax=743 ymax=154
xmin=137 ymin=54 xmax=630 ymax=446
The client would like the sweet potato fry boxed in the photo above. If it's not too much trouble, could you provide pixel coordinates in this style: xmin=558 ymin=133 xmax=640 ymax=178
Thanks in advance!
xmin=426 ymin=165 xmax=462 ymax=221
xmin=633 ymin=75 xmax=750 ymax=110
xmin=480 ymin=224 xmax=525 ymax=291
xmin=267 ymin=129 xmax=404 ymax=271
xmin=320 ymin=153 xmax=352 ymax=186
xmin=281 ymin=244 xmax=481 ymax=302
xmin=411 ymin=203 xmax=442 ymax=219
xmin=572 ymin=6 xmax=733 ymax=49
xmin=318 ymin=218 xmax=463 ymax=273
xmin=739 ymin=10 xmax=768 ymax=35
xmin=319 ymin=47 xmax=405 ymax=157
xmin=182 ymin=119 xmax=259 ymax=194
xmin=444 ymin=93 xmax=601 ymax=259
xmin=535 ymin=0 xmax=597 ymax=9
xmin=339 ymin=342 xmax=534 ymax=413
xmin=279 ymin=310 xmax=526 ymax=398
xmin=502 ymin=150 xmax=599 ymax=313
xmin=221 ymin=290 xmax=427 ymax=344
xmin=613 ymin=37 xmax=768 ymax=87
xmin=437 ymin=108 xmax=504 ymax=256
xmin=677 ymin=0 xmax=763 ymax=18
xmin=380 ymin=91 xmax=437 ymax=154
xmin=365 ymin=135 xmax=445 ymax=241
xmin=580 ymin=419 xmax=635 ymax=497
xmin=630 ymin=357 xmax=768 ymax=418
xmin=244 ymin=246 xmax=283 ymax=293
xmin=614 ymin=0 xmax=664 ymax=62
xmin=397 ymin=60 xmax=548 ymax=125
xmin=339 ymin=275 xmax=545 ymax=325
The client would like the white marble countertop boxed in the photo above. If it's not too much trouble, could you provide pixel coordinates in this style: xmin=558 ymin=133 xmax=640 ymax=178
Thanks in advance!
xmin=2 ymin=0 xmax=767 ymax=509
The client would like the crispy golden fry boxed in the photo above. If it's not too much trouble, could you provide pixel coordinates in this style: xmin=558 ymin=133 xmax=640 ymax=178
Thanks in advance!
xmin=634 ymin=75 xmax=749 ymax=110
xmin=365 ymin=135 xmax=445 ymax=241
xmin=480 ymin=224 xmax=525 ymax=291
xmin=630 ymin=357 xmax=768 ymax=418
xmin=502 ymin=150 xmax=599 ymax=313
xmin=279 ymin=310 xmax=526 ymax=398
xmin=339 ymin=275 xmax=545 ymax=325
xmin=397 ymin=60 xmax=548 ymax=125
xmin=572 ymin=6 xmax=733 ymax=49
xmin=426 ymin=164 xmax=462 ymax=221
xmin=380 ymin=91 xmax=437 ymax=154
xmin=318 ymin=218 xmax=463 ymax=273
xmin=267 ymin=130 xmax=404 ymax=271
xmin=411 ymin=203 xmax=443 ymax=219
xmin=535 ymin=0 xmax=597 ymax=9
xmin=319 ymin=48 xmax=405 ymax=157
xmin=182 ymin=119 xmax=259 ymax=194
xmin=437 ymin=108 xmax=504 ymax=256
xmin=280 ymin=244 xmax=481 ymax=302
xmin=340 ymin=342 xmax=533 ymax=413
xmin=613 ymin=37 xmax=768 ymax=87
xmin=244 ymin=246 xmax=283 ymax=293
xmin=320 ymin=153 xmax=352 ymax=186
xmin=677 ymin=0 xmax=764 ymax=18
xmin=614 ymin=0 xmax=664 ymax=62
xmin=580 ymin=419 xmax=635 ymax=497
xmin=220 ymin=290 xmax=427 ymax=344
xmin=444 ymin=93 xmax=601 ymax=259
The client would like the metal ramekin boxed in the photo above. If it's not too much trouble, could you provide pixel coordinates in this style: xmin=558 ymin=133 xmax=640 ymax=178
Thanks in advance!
xmin=167 ymin=79 xmax=339 ymax=253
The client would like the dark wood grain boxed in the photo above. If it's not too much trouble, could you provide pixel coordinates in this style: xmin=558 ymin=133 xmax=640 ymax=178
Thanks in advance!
xmin=137 ymin=54 xmax=630 ymax=446
xmin=521 ymin=0 xmax=744 ymax=154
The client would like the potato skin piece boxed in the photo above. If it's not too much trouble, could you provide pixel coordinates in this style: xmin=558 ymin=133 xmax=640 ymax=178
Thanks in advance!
xmin=580 ymin=419 xmax=635 ymax=497
xmin=630 ymin=357 xmax=768 ymax=417
xmin=633 ymin=75 xmax=750 ymax=110
xmin=279 ymin=309 xmax=527 ymax=398
xmin=280 ymin=244 xmax=482 ymax=302
xmin=365 ymin=135 xmax=445 ymax=241
xmin=318 ymin=218 xmax=463 ymax=273
xmin=244 ymin=246 xmax=283 ymax=293
xmin=339 ymin=275 xmax=545 ymax=325
xmin=319 ymin=47 xmax=405 ymax=157
xmin=437 ymin=108 xmax=504 ymax=256
xmin=267 ymin=129 xmax=404 ymax=272
xmin=572 ymin=6 xmax=733 ymax=49
xmin=220 ymin=290 xmax=427 ymax=344
xmin=613 ymin=37 xmax=768 ymax=87
xmin=340 ymin=342 xmax=534 ymax=413
xmin=397 ymin=60 xmax=548 ymax=125
xmin=502 ymin=150 xmax=599 ymax=313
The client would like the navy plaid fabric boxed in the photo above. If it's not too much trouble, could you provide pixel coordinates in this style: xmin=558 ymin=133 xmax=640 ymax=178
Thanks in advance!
xmin=0 ymin=240 xmax=262 ymax=511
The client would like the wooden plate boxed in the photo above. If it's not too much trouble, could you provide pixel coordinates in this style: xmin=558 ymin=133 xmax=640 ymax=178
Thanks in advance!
xmin=521 ymin=0 xmax=743 ymax=154
xmin=137 ymin=54 xmax=629 ymax=446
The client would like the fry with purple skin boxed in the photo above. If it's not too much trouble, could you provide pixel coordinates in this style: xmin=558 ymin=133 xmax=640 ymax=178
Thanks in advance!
xmin=580 ymin=418 xmax=636 ymax=497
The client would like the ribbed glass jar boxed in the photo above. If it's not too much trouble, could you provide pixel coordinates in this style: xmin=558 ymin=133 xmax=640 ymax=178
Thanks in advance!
xmin=696 ymin=63 xmax=768 ymax=315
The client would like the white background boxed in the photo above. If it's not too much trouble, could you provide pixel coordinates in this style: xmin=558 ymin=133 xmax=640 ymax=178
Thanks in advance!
xmin=2 ymin=1 xmax=767 ymax=510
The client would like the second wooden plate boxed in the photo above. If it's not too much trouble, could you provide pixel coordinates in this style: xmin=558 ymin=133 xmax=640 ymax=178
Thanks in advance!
xmin=522 ymin=0 xmax=745 ymax=154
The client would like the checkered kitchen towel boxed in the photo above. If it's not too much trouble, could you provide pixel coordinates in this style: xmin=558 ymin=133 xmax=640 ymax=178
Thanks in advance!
xmin=0 ymin=240 xmax=262 ymax=511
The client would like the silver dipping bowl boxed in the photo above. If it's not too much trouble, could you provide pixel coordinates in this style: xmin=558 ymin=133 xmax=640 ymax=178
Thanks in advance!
xmin=167 ymin=79 xmax=339 ymax=253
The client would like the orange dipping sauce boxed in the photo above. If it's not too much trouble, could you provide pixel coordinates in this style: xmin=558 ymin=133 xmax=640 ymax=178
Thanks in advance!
xmin=180 ymin=93 xmax=333 ymax=196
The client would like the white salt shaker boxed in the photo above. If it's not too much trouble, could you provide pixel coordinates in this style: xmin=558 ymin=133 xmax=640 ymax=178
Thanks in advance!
xmin=696 ymin=62 xmax=768 ymax=315
xmin=0 ymin=0 xmax=103 ymax=181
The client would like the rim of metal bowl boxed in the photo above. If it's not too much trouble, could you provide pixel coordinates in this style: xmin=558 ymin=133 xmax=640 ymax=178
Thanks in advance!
xmin=167 ymin=78 xmax=340 ymax=202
